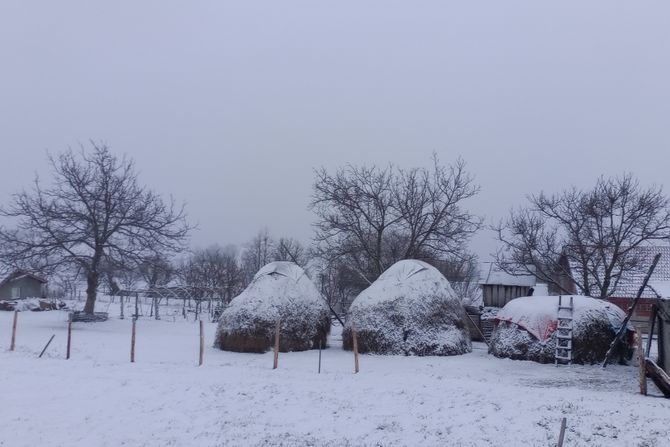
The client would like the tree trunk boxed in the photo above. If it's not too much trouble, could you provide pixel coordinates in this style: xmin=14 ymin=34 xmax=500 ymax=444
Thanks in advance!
xmin=83 ymin=272 xmax=99 ymax=314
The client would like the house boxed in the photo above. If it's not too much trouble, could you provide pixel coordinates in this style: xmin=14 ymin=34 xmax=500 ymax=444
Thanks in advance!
xmin=479 ymin=263 xmax=547 ymax=308
xmin=560 ymin=245 xmax=670 ymax=334
xmin=0 ymin=270 xmax=48 ymax=300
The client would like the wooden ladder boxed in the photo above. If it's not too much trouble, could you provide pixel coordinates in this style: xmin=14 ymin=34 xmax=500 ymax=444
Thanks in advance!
xmin=555 ymin=295 xmax=574 ymax=365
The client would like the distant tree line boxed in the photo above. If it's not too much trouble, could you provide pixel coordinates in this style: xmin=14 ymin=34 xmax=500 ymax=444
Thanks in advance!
xmin=1 ymin=143 xmax=669 ymax=316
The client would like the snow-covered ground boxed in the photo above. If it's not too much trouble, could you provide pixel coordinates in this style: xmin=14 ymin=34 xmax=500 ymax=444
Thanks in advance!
xmin=1 ymin=299 xmax=669 ymax=447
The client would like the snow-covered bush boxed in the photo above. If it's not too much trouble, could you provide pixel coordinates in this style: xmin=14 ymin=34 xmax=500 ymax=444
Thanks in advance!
xmin=214 ymin=262 xmax=330 ymax=353
xmin=342 ymin=260 xmax=471 ymax=356
xmin=489 ymin=295 xmax=634 ymax=364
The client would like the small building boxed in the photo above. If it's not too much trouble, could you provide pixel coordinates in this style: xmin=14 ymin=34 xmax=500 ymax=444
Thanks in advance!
xmin=0 ymin=270 xmax=48 ymax=300
xmin=479 ymin=263 xmax=545 ymax=308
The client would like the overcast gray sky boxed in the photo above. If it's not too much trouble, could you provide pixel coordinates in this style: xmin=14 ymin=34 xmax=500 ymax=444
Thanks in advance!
xmin=1 ymin=1 xmax=669 ymax=259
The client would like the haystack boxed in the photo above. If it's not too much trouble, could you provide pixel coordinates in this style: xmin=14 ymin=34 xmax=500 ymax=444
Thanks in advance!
xmin=342 ymin=260 xmax=471 ymax=356
xmin=489 ymin=295 xmax=634 ymax=364
xmin=214 ymin=262 xmax=330 ymax=353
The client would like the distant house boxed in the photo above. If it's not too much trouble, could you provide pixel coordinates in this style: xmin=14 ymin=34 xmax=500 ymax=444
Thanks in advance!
xmin=560 ymin=245 xmax=670 ymax=333
xmin=479 ymin=263 xmax=547 ymax=308
xmin=0 ymin=271 xmax=48 ymax=300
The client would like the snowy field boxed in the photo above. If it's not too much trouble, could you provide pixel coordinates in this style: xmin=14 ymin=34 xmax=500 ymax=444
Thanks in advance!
xmin=2 ymin=301 xmax=669 ymax=447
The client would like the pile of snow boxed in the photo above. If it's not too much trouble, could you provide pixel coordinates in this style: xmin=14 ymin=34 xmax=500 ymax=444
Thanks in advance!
xmin=0 ymin=298 xmax=65 ymax=312
xmin=343 ymin=260 xmax=471 ymax=356
xmin=490 ymin=295 xmax=633 ymax=364
xmin=215 ymin=262 xmax=330 ymax=353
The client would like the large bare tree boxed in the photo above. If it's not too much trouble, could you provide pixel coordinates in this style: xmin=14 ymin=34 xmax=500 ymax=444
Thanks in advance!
xmin=311 ymin=156 xmax=481 ymax=288
xmin=0 ymin=144 xmax=191 ymax=313
xmin=495 ymin=174 xmax=670 ymax=298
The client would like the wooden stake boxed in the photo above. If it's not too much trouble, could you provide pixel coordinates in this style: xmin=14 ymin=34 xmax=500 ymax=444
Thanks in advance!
xmin=38 ymin=334 xmax=55 ymax=358
xmin=273 ymin=320 xmax=280 ymax=370
xmin=120 ymin=295 xmax=124 ymax=320
xmin=199 ymin=319 xmax=204 ymax=366
xmin=557 ymin=417 xmax=567 ymax=447
xmin=646 ymin=305 xmax=658 ymax=357
xmin=66 ymin=320 xmax=72 ymax=360
xmin=637 ymin=328 xmax=647 ymax=395
xmin=130 ymin=319 xmax=136 ymax=363
xmin=352 ymin=325 xmax=360 ymax=374
xmin=318 ymin=340 xmax=322 ymax=374
xmin=10 ymin=310 xmax=18 ymax=351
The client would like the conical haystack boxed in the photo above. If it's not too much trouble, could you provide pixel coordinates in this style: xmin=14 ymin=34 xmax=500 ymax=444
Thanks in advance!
xmin=343 ymin=260 xmax=471 ymax=356
xmin=215 ymin=262 xmax=330 ymax=353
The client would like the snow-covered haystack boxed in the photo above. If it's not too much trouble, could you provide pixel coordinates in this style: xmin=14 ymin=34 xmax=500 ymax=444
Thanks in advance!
xmin=342 ymin=260 xmax=471 ymax=356
xmin=215 ymin=262 xmax=330 ymax=353
xmin=490 ymin=295 xmax=634 ymax=364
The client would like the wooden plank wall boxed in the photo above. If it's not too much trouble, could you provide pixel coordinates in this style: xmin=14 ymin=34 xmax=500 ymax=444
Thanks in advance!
xmin=482 ymin=285 xmax=530 ymax=308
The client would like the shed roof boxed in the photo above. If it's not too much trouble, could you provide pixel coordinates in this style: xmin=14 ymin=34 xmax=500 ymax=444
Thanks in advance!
xmin=0 ymin=270 xmax=48 ymax=288
xmin=479 ymin=263 xmax=536 ymax=287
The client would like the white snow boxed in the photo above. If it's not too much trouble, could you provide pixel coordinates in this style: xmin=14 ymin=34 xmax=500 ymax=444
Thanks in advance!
xmin=1 ymin=296 xmax=669 ymax=446
xmin=221 ymin=261 xmax=326 ymax=323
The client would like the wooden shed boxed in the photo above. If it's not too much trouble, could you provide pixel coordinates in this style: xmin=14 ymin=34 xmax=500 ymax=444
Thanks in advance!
xmin=479 ymin=263 xmax=538 ymax=308
xmin=0 ymin=271 xmax=48 ymax=300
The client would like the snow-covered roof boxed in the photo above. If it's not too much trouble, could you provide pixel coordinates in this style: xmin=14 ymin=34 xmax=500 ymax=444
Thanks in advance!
xmin=0 ymin=270 xmax=48 ymax=287
xmin=567 ymin=245 xmax=670 ymax=299
xmin=479 ymin=263 xmax=536 ymax=287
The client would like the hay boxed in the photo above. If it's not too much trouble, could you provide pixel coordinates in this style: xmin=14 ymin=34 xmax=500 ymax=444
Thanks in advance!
xmin=342 ymin=260 xmax=471 ymax=356
xmin=489 ymin=295 xmax=634 ymax=364
xmin=214 ymin=262 xmax=330 ymax=353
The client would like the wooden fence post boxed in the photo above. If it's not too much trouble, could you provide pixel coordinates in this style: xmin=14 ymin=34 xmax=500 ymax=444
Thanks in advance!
xmin=199 ymin=320 xmax=204 ymax=366
xmin=637 ymin=328 xmax=647 ymax=395
xmin=273 ymin=320 xmax=280 ymax=370
xmin=352 ymin=324 xmax=360 ymax=374
xmin=130 ymin=319 xmax=136 ymax=363
xmin=120 ymin=295 xmax=124 ymax=320
xmin=318 ymin=340 xmax=322 ymax=374
xmin=557 ymin=417 xmax=567 ymax=447
xmin=66 ymin=319 xmax=72 ymax=360
xmin=10 ymin=310 xmax=18 ymax=351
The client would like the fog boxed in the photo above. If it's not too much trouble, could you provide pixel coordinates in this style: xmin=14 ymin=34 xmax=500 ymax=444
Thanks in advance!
xmin=1 ymin=1 xmax=668 ymax=258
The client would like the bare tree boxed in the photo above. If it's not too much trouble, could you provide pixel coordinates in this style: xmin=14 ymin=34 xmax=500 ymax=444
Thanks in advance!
xmin=179 ymin=245 xmax=243 ymax=303
xmin=495 ymin=174 xmax=670 ymax=298
xmin=311 ymin=156 xmax=481 ymax=286
xmin=139 ymin=254 xmax=175 ymax=289
xmin=435 ymin=252 xmax=481 ymax=306
xmin=240 ymin=228 xmax=274 ymax=283
xmin=0 ymin=144 xmax=191 ymax=313
xmin=272 ymin=237 xmax=307 ymax=267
